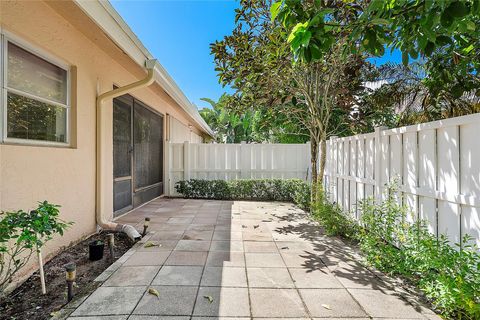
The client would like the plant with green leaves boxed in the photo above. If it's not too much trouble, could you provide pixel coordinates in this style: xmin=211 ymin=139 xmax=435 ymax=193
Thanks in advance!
xmin=199 ymin=94 xmax=309 ymax=143
xmin=358 ymin=186 xmax=480 ymax=319
xmin=272 ymin=0 xmax=480 ymax=98
xmin=311 ymin=188 xmax=358 ymax=239
xmin=211 ymin=0 xmax=369 ymax=202
xmin=175 ymin=178 xmax=311 ymax=210
xmin=0 ymin=201 xmax=72 ymax=295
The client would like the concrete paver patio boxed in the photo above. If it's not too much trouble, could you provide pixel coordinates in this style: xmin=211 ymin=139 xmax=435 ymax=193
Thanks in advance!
xmin=63 ymin=198 xmax=440 ymax=320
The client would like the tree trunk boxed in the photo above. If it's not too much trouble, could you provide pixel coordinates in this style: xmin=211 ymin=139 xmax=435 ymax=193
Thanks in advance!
xmin=318 ymin=138 xmax=327 ymax=186
xmin=310 ymin=139 xmax=319 ymax=203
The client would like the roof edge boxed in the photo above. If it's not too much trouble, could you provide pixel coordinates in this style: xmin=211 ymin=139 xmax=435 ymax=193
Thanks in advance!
xmin=72 ymin=0 xmax=214 ymax=137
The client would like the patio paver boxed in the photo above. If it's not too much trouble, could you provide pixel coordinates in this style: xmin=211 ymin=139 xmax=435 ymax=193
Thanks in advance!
xmin=65 ymin=199 xmax=440 ymax=320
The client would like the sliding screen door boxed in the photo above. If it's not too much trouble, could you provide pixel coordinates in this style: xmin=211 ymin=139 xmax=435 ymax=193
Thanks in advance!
xmin=113 ymin=95 xmax=163 ymax=216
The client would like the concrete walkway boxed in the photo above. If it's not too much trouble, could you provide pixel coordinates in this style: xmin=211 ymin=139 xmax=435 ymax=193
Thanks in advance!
xmin=62 ymin=198 xmax=440 ymax=320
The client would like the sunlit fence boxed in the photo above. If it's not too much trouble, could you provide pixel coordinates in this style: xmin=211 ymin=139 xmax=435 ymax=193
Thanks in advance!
xmin=324 ymin=113 xmax=480 ymax=247
xmin=166 ymin=142 xmax=311 ymax=196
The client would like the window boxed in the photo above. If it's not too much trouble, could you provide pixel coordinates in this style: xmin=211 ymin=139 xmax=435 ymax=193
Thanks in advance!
xmin=2 ymin=35 xmax=70 ymax=145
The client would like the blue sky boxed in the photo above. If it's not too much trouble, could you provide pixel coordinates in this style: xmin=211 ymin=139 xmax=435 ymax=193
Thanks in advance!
xmin=111 ymin=0 xmax=401 ymax=110
xmin=111 ymin=0 xmax=238 ymax=110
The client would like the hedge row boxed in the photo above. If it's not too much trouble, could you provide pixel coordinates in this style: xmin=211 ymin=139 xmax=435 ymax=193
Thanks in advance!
xmin=175 ymin=179 xmax=310 ymax=210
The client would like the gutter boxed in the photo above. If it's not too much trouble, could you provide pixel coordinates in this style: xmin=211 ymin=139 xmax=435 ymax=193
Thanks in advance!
xmin=95 ymin=59 xmax=157 ymax=241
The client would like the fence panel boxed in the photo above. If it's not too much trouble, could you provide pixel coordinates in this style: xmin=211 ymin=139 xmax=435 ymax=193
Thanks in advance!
xmin=324 ymin=113 xmax=480 ymax=247
xmin=167 ymin=142 xmax=311 ymax=196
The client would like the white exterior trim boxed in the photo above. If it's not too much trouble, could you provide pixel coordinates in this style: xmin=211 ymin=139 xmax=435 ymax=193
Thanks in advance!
xmin=1 ymin=31 xmax=71 ymax=147
xmin=72 ymin=0 xmax=213 ymax=137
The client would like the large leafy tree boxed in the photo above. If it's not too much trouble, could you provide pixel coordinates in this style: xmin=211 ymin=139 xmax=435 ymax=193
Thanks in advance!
xmin=199 ymin=94 xmax=309 ymax=143
xmin=357 ymin=62 xmax=480 ymax=129
xmin=211 ymin=0 xmax=368 ymax=199
xmin=273 ymin=0 xmax=480 ymax=96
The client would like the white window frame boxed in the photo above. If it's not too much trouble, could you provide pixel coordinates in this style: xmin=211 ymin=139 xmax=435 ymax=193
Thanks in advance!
xmin=1 ymin=31 xmax=71 ymax=147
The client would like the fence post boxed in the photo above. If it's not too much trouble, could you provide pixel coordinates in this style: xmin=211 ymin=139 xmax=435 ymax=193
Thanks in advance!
xmin=305 ymin=141 xmax=311 ymax=181
xmin=329 ymin=136 xmax=338 ymax=202
xmin=240 ymin=141 xmax=248 ymax=179
xmin=165 ymin=140 xmax=170 ymax=196
xmin=184 ymin=141 xmax=191 ymax=181
xmin=374 ymin=126 xmax=387 ymax=202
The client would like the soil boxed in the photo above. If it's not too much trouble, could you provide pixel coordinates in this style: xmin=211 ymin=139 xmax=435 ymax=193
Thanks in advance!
xmin=0 ymin=231 xmax=134 ymax=320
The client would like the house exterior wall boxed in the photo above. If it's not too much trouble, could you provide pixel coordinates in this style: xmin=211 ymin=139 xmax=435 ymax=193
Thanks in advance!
xmin=169 ymin=115 xmax=204 ymax=143
xmin=0 ymin=0 xmax=206 ymax=285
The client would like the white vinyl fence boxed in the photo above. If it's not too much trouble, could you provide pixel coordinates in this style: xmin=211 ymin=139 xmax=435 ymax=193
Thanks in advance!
xmin=166 ymin=142 xmax=311 ymax=196
xmin=324 ymin=113 xmax=480 ymax=247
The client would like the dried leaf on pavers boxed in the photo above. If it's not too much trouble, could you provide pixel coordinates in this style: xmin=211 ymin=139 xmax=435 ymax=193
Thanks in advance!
xmin=253 ymin=225 xmax=260 ymax=229
xmin=281 ymin=246 xmax=289 ymax=250
xmin=321 ymin=304 xmax=331 ymax=310
xmin=148 ymin=288 xmax=160 ymax=299
xmin=203 ymin=295 xmax=214 ymax=303
xmin=242 ymin=225 xmax=247 ymax=228
xmin=144 ymin=241 xmax=160 ymax=248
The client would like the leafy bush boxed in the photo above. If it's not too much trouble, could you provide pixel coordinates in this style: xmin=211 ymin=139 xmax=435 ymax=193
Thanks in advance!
xmin=0 ymin=201 xmax=72 ymax=295
xmin=175 ymin=179 xmax=310 ymax=210
xmin=311 ymin=184 xmax=480 ymax=319
xmin=359 ymin=186 xmax=480 ymax=319
xmin=310 ymin=188 xmax=359 ymax=239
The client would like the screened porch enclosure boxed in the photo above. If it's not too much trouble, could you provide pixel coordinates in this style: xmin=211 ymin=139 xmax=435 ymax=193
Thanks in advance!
xmin=113 ymin=94 xmax=164 ymax=216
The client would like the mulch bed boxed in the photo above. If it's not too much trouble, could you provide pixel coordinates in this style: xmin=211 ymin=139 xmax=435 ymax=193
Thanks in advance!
xmin=0 ymin=231 xmax=134 ymax=320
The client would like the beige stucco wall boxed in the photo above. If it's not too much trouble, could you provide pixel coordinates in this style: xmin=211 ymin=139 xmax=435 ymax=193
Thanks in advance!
xmin=0 ymin=0 xmax=206 ymax=286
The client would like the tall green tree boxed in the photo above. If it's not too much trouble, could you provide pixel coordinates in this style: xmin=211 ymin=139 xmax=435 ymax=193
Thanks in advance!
xmin=199 ymin=94 xmax=310 ymax=143
xmin=273 ymin=0 xmax=480 ymax=96
xmin=211 ymin=0 xmax=369 ymax=199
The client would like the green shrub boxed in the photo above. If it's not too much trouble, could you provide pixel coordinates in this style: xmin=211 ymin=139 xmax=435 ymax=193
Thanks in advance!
xmin=359 ymin=186 xmax=480 ymax=319
xmin=0 ymin=201 xmax=72 ymax=295
xmin=310 ymin=189 xmax=359 ymax=239
xmin=175 ymin=179 xmax=310 ymax=209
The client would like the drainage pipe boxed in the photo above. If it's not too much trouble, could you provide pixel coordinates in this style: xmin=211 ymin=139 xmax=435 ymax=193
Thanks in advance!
xmin=95 ymin=59 xmax=157 ymax=241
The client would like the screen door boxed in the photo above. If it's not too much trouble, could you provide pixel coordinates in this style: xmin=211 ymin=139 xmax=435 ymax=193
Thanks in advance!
xmin=113 ymin=94 xmax=163 ymax=216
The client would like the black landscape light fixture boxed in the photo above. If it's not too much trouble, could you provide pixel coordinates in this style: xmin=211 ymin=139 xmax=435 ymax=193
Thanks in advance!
xmin=64 ymin=262 xmax=76 ymax=302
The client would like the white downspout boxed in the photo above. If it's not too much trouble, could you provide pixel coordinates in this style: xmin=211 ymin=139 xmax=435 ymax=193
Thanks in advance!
xmin=95 ymin=59 xmax=157 ymax=240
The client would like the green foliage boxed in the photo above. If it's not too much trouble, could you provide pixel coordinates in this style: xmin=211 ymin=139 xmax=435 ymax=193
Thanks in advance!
xmin=275 ymin=0 xmax=479 ymax=65
xmin=175 ymin=179 xmax=310 ymax=210
xmin=274 ymin=0 xmax=480 ymax=97
xmin=210 ymin=0 xmax=372 ymax=190
xmin=0 ymin=201 xmax=72 ymax=294
xmin=357 ymin=62 xmax=480 ymax=130
xmin=359 ymin=187 xmax=480 ymax=319
xmin=310 ymin=190 xmax=358 ymax=239
xmin=311 ymin=184 xmax=480 ymax=318
xmin=199 ymin=94 xmax=309 ymax=143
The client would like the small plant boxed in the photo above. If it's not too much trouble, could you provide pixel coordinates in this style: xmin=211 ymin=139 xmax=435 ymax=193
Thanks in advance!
xmin=359 ymin=186 xmax=480 ymax=319
xmin=175 ymin=179 xmax=311 ymax=210
xmin=310 ymin=188 xmax=358 ymax=239
xmin=0 ymin=201 xmax=72 ymax=295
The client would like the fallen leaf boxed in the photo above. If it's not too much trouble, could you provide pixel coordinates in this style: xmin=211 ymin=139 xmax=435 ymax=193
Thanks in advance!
xmin=242 ymin=225 xmax=247 ymax=228
xmin=204 ymin=295 xmax=214 ymax=303
xmin=144 ymin=242 xmax=160 ymax=248
xmin=253 ymin=225 xmax=259 ymax=229
xmin=321 ymin=304 xmax=331 ymax=310
xmin=281 ymin=246 xmax=289 ymax=250
xmin=148 ymin=288 xmax=160 ymax=299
